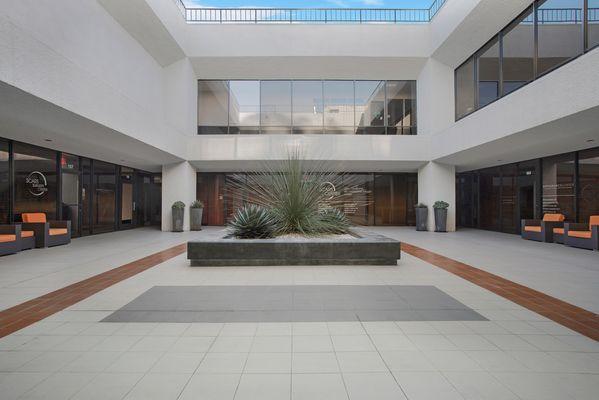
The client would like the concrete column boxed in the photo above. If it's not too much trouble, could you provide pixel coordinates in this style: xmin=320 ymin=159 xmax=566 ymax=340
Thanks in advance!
xmin=161 ymin=161 xmax=197 ymax=232
xmin=418 ymin=161 xmax=456 ymax=232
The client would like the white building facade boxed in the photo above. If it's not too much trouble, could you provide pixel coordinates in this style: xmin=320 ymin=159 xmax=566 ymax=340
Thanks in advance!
xmin=1 ymin=0 xmax=597 ymax=234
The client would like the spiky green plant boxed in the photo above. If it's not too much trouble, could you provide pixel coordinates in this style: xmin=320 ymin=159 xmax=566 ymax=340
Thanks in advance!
xmin=227 ymin=204 xmax=276 ymax=239
xmin=317 ymin=208 xmax=352 ymax=234
xmin=226 ymin=150 xmax=362 ymax=236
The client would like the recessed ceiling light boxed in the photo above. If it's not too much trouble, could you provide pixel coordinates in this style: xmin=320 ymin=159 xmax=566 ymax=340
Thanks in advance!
xmin=587 ymin=139 xmax=595 ymax=143
xmin=497 ymin=159 xmax=503 ymax=162
xmin=44 ymin=138 xmax=52 ymax=142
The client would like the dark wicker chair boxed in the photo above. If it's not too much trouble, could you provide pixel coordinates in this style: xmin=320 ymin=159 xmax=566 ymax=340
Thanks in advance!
xmin=521 ymin=213 xmax=565 ymax=243
xmin=19 ymin=226 xmax=36 ymax=250
xmin=564 ymin=216 xmax=599 ymax=251
xmin=21 ymin=213 xmax=71 ymax=248
xmin=0 ymin=225 xmax=21 ymax=256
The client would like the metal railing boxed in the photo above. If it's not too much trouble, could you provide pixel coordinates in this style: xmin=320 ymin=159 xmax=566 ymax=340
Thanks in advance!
xmin=182 ymin=0 xmax=448 ymax=24
xmin=521 ymin=8 xmax=599 ymax=24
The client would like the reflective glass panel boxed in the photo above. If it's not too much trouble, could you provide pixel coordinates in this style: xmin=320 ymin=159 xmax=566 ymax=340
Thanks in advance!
xmin=229 ymin=81 xmax=260 ymax=127
xmin=578 ymin=148 xmax=599 ymax=223
xmin=93 ymin=160 xmax=116 ymax=233
xmin=479 ymin=167 xmax=501 ymax=230
xmin=355 ymin=81 xmax=385 ymax=127
xmin=589 ymin=0 xmax=599 ymax=49
xmin=537 ymin=0 xmax=583 ymax=76
xmin=0 ymin=140 xmax=8 ymax=223
xmin=386 ymin=81 xmax=417 ymax=134
xmin=501 ymin=6 xmax=535 ymax=95
xmin=455 ymin=57 xmax=475 ymax=119
xmin=542 ymin=153 xmax=576 ymax=221
xmin=261 ymin=81 xmax=292 ymax=126
xmin=292 ymin=81 xmax=323 ymax=130
xmin=323 ymin=81 xmax=354 ymax=129
xmin=198 ymin=81 xmax=229 ymax=132
xmin=477 ymin=36 xmax=500 ymax=107
xmin=14 ymin=142 xmax=57 ymax=221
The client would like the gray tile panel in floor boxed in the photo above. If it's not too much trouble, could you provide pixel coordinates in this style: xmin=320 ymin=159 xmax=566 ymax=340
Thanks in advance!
xmin=102 ymin=286 xmax=487 ymax=323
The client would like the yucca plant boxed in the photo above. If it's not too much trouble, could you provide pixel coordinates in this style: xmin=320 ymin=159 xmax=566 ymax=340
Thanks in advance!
xmin=317 ymin=208 xmax=352 ymax=234
xmin=228 ymin=204 xmax=276 ymax=239
xmin=226 ymin=150 xmax=361 ymax=236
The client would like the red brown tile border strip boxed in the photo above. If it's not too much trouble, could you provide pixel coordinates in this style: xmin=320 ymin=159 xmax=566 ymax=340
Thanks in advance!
xmin=0 ymin=243 xmax=186 ymax=338
xmin=402 ymin=242 xmax=599 ymax=341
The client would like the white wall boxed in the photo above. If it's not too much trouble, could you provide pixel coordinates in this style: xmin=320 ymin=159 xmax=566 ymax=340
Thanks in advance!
xmin=161 ymin=161 xmax=197 ymax=231
xmin=416 ymin=57 xmax=454 ymax=135
xmin=163 ymin=58 xmax=197 ymax=136
xmin=418 ymin=161 xmax=456 ymax=232
xmin=0 ymin=0 xmax=189 ymax=164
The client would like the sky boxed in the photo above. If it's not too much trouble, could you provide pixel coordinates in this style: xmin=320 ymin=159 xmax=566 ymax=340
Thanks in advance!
xmin=183 ymin=0 xmax=435 ymax=8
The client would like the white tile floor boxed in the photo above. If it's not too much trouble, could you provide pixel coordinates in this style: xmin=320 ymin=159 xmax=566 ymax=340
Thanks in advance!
xmin=0 ymin=227 xmax=597 ymax=399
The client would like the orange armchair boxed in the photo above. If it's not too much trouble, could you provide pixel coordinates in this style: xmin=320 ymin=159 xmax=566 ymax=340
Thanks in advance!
xmin=521 ymin=213 xmax=565 ymax=243
xmin=0 ymin=225 xmax=21 ymax=256
xmin=564 ymin=216 xmax=599 ymax=251
xmin=21 ymin=213 xmax=71 ymax=248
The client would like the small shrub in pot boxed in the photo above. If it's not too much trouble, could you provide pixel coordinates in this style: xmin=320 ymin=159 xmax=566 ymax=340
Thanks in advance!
xmin=414 ymin=203 xmax=428 ymax=231
xmin=190 ymin=200 xmax=204 ymax=231
xmin=433 ymin=201 xmax=449 ymax=232
xmin=171 ymin=201 xmax=185 ymax=232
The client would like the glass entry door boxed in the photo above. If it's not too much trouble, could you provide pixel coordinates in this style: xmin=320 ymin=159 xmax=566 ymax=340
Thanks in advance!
xmin=61 ymin=154 xmax=80 ymax=237
xmin=119 ymin=167 xmax=135 ymax=229
xmin=137 ymin=173 xmax=152 ymax=227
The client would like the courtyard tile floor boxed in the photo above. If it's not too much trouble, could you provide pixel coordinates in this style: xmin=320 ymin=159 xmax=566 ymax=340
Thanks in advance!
xmin=0 ymin=227 xmax=597 ymax=399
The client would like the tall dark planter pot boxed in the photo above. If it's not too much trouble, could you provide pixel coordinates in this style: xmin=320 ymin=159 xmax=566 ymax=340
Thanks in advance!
xmin=415 ymin=208 xmax=428 ymax=231
xmin=172 ymin=208 xmax=184 ymax=232
xmin=434 ymin=208 xmax=447 ymax=232
xmin=190 ymin=208 xmax=203 ymax=231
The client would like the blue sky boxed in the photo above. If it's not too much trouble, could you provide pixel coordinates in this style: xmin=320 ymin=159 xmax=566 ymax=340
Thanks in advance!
xmin=184 ymin=0 xmax=434 ymax=8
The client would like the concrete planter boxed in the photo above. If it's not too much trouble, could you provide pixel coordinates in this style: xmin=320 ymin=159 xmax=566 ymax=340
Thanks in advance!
xmin=188 ymin=229 xmax=401 ymax=266
xmin=172 ymin=208 xmax=184 ymax=232
xmin=190 ymin=208 xmax=203 ymax=231
xmin=415 ymin=207 xmax=428 ymax=231
xmin=434 ymin=208 xmax=447 ymax=232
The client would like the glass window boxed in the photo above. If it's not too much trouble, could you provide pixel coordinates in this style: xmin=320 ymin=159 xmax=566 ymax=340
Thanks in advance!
xmin=261 ymin=81 xmax=292 ymax=127
xmin=0 ymin=140 xmax=9 ymax=224
xmin=374 ymin=174 xmax=408 ymax=225
xmin=502 ymin=6 xmax=535 ymax=95
xmin=323 ymin=81 xmax=354 ymax=131
xmin=542 ymin=153 xmax=576 ymax=221
xmin=479 ymin=167 xmax=501 ymax=230
xmin=93 ymin=160 xmax=116 ymax=233
xmin=13 ymin=142 xmax=57 ymax=221
xmin=455 ymin=57 xmax=475 ymax=119
xmin=355 ymin=81 xmax=385 ymax=128
xmin=292 ymin=81 xmax=323 ymax=133
xmin=228 ymin=81 xmax=260 ymax=128
xmin=477 ymin=36 xmax=500 ymax=107
xmin=578 ymin=147 xmax=599 ymax=223
xmin=339 ymin=174 xmax=374 ymax=225
xmin=537 ymin=0 xmax=584 ymax=76
xmin=61 ymin=153 xmax=80 ymax=236
xmin=589 ymin=0 xmax=599 ymax=50
xmin=386 ymin=81 xmax=417 ymax=135
xmin=198 ymin=81 xmax=229 ymax=134
xmin=501 ymin=164 xmax=517 ymax=233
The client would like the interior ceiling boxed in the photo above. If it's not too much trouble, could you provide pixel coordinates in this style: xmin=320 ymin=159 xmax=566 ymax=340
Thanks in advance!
xmin=436 ymin=105 xmax=599 ymax=172
xmin=0 ymin=82 xmax=182 ymax=172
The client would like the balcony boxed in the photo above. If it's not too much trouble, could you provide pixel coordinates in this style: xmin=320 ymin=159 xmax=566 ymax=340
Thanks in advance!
xmin=175 ymin=0 xmax=447 ymax=24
